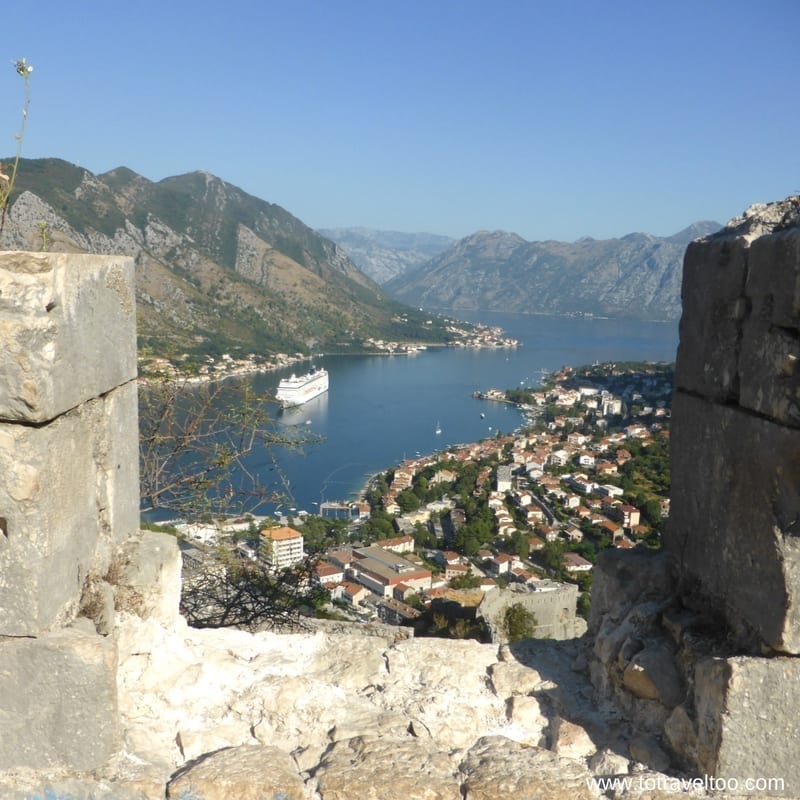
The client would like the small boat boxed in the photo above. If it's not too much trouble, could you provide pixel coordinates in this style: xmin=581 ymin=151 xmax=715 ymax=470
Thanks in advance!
xmin=435 ymin=421 xmax=442 ymax=435
xmin=480 ymin=412 xmax=485 ymax=419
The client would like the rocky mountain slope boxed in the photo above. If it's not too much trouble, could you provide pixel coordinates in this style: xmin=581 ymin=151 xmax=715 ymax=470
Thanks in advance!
xmin=0 ymin=159 xmax=452 ymax=360
xmin=318 ymin=227 xmax=455 ymax=284
xmin=385 ymin=222 xmax=721 ymax=320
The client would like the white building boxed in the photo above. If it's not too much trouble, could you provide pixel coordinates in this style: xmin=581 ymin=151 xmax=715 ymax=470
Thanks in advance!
xmin=496 ymin=465 xmax=513 ymax=493
xmin=260 ymin=526 xmax=305 ymax=571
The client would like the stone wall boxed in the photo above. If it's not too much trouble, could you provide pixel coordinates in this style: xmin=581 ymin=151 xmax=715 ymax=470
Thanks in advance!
xmin=590 ymin=197 xmax=800 ymax=796
xmin=477 ymin=581 xmax=587 ymax=642
xmin=669 ymin=199 xmax=800 ymax=653
xmin=0 ymin=252 xmax=140 ymax=773
xmin=0 ymin=252 xmax=139 ymax=635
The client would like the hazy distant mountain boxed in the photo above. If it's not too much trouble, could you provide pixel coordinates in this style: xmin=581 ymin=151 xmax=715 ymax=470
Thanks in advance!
xmin=0 ymin=159 xmax=456 ymax=359
xmin=318 ymin=227 xmax=455 ymax=284
xmin=384 ymin=222 xmax=722 ymax=320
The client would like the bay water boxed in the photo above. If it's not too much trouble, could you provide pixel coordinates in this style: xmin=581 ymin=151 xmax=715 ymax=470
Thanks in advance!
xmin=242 ymin=313 xmax=679 ymax=515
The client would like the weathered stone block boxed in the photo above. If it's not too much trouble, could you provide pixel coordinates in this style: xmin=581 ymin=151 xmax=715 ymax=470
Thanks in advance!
xmin=0 ymin=629 xmax=118 ymax=771
xmin=165 ymin=744 xmax=307 ymax=800
xmin=667 ymin=392 xmax=800 ymax=653
xmin=738 ymin=229 xmax=800 ymax=427
xmin=622 ymin=642 xmax=684 ymax=707
xmin=674 ymin=235 xmax=749 ymax=402
xmin=0 ymin=251 xmax=136 ymax=423
xmin=588 ymin=547 xmax=673 ymax=635
xmin=461 ymin=735 xmax=597 ymax=800
xmin=117 ymin=531 xmax=182 ymax=625
xmin=692 ymin=656 xmax=800 ymax=796
xmin=315 ymin=736 xmax=462 ymax=800
xmin=0 ymin=380 xmax=140 ymax=636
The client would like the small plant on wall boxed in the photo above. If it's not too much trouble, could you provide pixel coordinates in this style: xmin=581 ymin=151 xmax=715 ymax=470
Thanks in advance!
xmin=0 ymin=57 xmax=33 ymax=235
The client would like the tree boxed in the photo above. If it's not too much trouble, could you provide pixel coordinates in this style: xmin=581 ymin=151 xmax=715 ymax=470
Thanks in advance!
xmin=540 ymin=540 xmax=566 ymax=580
xmin=510 ymin=530 xmax=530 ymax=559
xmin=503 ymin=603 xmax=539 ymax=642
xmin=412 ymin=521 xmax=437 ymax=549
xmin=413 ymin=475 xmax=430 ymax=500
xmin=450 ymin=572 xmax=482 ymax=590
xmin=181 ymin=550 xmax=327 ymax=631
xmin=139 ymin=375 xmax=318 ymax=519
xmin=139 ymin=375 xmax=323 ymax=632
xmin=396 ymin=488 xmax=422 ymax=513
xmin=358 ymin=514 xmax=395 ymax=542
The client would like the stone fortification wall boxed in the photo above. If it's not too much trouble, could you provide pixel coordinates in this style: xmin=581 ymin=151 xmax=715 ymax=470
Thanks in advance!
xmin=669 ymin=198 xmax=800 ymax=653
xmin=477 ymin=581 xmax=587 ymax=642
xmin=0 ymin=252 xmax=139 ymax=635
xmin=590 ymin=198 xmax=800 ymax=796
xmin=0 ymin=252 xmax=140 ymax=774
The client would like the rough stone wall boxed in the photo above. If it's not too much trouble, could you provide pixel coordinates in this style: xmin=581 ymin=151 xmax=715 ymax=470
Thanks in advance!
xmin=668 ymin=198 xmax=800 ymax=654
xmin=0 ymin=252 xmax=139 ymax=771
xmin=0 ymin=252 xmax=139 ymax=635
xmin=590 ymin=198 xmax=800 ymax=797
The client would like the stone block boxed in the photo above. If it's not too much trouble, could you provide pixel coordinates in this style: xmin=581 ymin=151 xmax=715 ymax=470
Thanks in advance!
xmin=165 ymin=744 xmax=307 ymax=800
xmin=738 ymin=229 xmax=800 ymax=427
xmin=0 ymin=251 xmax=136 ymax=423
xmin=461 ymin=735 xmax=597 ymax=800
xmin=315 ymin=736 xmax=462 ymax=800
xmin=667 ymin=391 xmax=800 ymax=653
xmin=674 ymin=236 xmax=749 ymax=402
xmin=550 ymin=715 xmax=597 ymax=759
xmin=0 ymin=380 xmax=140 ymax=636
xmin=622 ymin=642 xmax=684 ymax=707
xmin=0 ymin=629 xmax=118 ymax=771
xmin=117 ymin=531 xmax=182 ymax=625
xmin=489 ymin=660 xmax=544 ymax=698
xmin=588 ymin=547 xmax=673 ymax=635
xmin=692 ymin=656 xmax=800 ymax=796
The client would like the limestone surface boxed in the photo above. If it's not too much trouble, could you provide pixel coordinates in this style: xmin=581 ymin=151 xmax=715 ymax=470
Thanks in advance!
xmin=669 ymin=393 xmax=800 ymax=653
xmin=0 ymin=380 xmax=140 ymax=635
xmin=0 ymin=628 xmax=118 ymax=771
xmin=669 ymin=201 xmax=800 ymax=653
xmin=692 ymin=656 xmax=800 ymax=797
xmin=0 ymin=251 xmax=137 ymax=423
xmin=166 ymin=744 xmax=308 ymax=800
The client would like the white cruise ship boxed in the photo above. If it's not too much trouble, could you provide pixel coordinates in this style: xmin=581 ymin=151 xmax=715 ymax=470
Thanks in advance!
xmin=275 ymin=367 xmax=329 ymax=407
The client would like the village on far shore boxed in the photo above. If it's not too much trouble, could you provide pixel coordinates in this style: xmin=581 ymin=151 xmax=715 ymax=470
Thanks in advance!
xmin=138 ymin=320 xmax=518 ymax=383
xmin=164 ymin=359 xmax=672 ymax=641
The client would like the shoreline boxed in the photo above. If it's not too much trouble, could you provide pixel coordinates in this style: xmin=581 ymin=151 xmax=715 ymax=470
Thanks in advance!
xmin=137 ymin=338 xmax=518 ymax=387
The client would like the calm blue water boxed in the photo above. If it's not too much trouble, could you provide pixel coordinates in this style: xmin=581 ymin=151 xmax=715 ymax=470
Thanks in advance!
xmin=241 ymin=313 xmax=678 ymax=514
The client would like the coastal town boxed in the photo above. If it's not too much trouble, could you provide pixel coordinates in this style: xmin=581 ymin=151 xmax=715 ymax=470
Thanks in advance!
xmin=173 ymin=360 xmax=673 ymax=639
xmin=138 ymin=320 xmax=516 ymax=382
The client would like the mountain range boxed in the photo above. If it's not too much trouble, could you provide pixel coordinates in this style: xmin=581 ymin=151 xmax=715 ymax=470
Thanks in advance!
xmin=1 ymin=159 xmax=721 ymax=364
xmin=0 ymin=158 xmax=454 ymax=362
xmin=380 ymin=222 xmax=721 ymax=320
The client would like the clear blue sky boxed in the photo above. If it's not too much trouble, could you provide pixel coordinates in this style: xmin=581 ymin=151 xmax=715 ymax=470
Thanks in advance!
xmin=1 ymin=0 xmax=797 ymax=242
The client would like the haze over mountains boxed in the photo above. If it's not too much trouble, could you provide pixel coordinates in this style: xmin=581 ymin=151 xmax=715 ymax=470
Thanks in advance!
xmin=324 ymin=222 xmax=721 ymax=321
xmin=317 ymin=228 xmax=455 ymax=284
